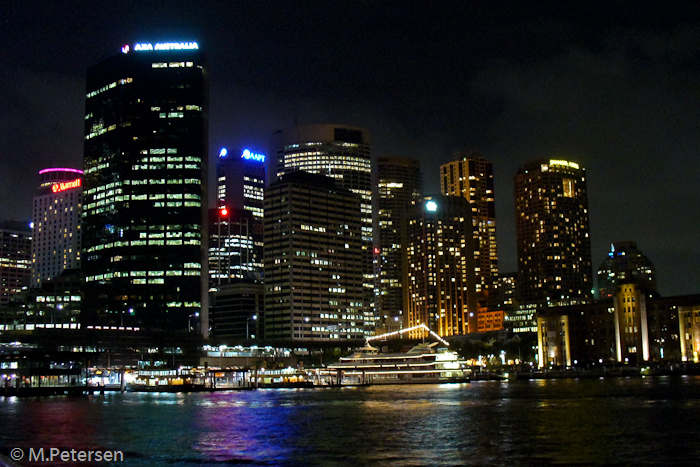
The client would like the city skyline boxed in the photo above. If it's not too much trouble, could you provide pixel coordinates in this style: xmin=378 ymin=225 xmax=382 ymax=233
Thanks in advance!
xmin=1 ymin=2 xmax=699 ymax=297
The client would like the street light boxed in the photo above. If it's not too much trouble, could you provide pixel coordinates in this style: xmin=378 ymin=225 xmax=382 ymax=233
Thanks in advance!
xmin=247 ymin=314 xmax=257 ymax=341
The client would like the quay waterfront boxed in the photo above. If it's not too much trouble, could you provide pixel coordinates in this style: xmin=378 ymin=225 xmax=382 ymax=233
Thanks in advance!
xmin=2 ymin=377 xmax=700 ymax=466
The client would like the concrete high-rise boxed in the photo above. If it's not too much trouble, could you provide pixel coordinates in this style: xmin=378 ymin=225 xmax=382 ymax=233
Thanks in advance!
xmin=376 ymin=156 xmax=422 ymax=331
xmin=31 ymin=168 xmax=83 ymax=287
xmin=403 ymin=195 xmax=477 ymax=338
xmin=440 ymin=152 xmax=499 ymax=312
xmin=514 ymin=159 xmax=592 ymax=317
xmin=273 ymin=124 xmax=374 ymax=331
xmin=264 ymin=171 xmax=365 ymax=343
xmin=82 ymin=41 xmax=208 ymax=334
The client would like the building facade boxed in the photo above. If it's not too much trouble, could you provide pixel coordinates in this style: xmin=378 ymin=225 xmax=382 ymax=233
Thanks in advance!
xmin=82 ymin=41 xmax=208 ymax=334
xmin=376 ymin=156 xmax=423 ymax=332
xmin=273 ymin=125 xmax=374 ymax=330
xmin=514 ymin=159 xmax=592 ymax=331
xmin=210 ymin=280 xmax=263 ymax=340
xmin=403 ymin=195 xmax=477 ymax=338
xmin=212 ymin=148 xmax=265 ymax=283
xmin=597 ymin=241 xmax=657 ymax=299
xmin=0 ymin=221 xmax=31 ymax=309
xmin=31 ymin=168 xmax=83 ymax=287
xmin=263 ymin=171 xmax=365 ymax=343
xmin=440 ymin=152 xmax=499 ymax=312
xmin=208 ymin=207 xmax=259 ymax=284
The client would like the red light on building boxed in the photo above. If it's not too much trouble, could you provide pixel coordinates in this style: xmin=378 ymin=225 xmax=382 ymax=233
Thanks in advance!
xmin=219 ymin=206 xmax=229 ymax=217
xmin=374 ymin=247 xmax=380 ymax=255
xmin=51 ymin=178 xmax=82 ymax=193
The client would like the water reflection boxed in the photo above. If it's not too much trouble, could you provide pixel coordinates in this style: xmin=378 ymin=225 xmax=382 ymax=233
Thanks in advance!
xmin=1 ymin=378 xmax=699 ymax=466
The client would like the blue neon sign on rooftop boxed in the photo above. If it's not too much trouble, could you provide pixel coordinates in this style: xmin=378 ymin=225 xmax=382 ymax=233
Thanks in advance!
xmin=242 ymin=149 xmax=265 ymax=163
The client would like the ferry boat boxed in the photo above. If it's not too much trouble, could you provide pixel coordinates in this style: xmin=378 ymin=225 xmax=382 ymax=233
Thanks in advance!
xmin=327 ymin=342 xmax=471 ymax=385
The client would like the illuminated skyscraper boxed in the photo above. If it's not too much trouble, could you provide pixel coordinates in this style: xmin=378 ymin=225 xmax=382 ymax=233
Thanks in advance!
xmin=376 ymin=156 xmax=423 ymax=331
xmin=403 ymin=195 xmax=478 ymax=337
xmin=264 ymin=171 xmax=365 ymax=342
xmin=82 ymin=41 xmax=208 ymax=334
xmin=597 ymin=241 xmax=657 ymax=299
xmin=31 ymin=168 xmax=83 ymax=287
xmin=0 ymin=221 xmax=31 ymax=308
xmin=210 ymin=148 xmax=265 ymax=283
xmin=273 ymin=124 xmax=374 ymax=330
xmin=514 ymin=159 xmax=592 ymax=322
xmin=440 ymin=152 xmax=499 ymax=312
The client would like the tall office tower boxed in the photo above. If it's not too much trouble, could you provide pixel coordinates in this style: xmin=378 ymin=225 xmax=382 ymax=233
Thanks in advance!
xmin=208 ymin=207 xmax=259 ymax=283
xmin=376 ymin=156 xmax=423 ymax=331
xmin=597 ymin=241 xmax=657 ymax=299
xmin=31 ymin=168 xmax=83 ymax=287
xmin=273 ymin=125 xmax=374 ymax=330
xmin=514 ymin=159 xmax=592 ymax=311
xmin=440 ymin=152 xmax=499 ymax=314
xmin=403 ymin=195 xmax=477 ymax=338
xmin=264 ymin=171 xmax=365 ymax=343
xmin=0 ymin=221 xmax=32 ymax=308
xmin=82 ymin=41 xmax=208 ymax=334
xmin=213 ymin=148 xmax=265 ymax=281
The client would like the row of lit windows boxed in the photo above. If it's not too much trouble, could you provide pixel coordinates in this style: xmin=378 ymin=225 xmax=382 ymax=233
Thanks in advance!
xmin=151 ymin=61 xmax=194 ymax=68
xmin=86 ymin=77 xmax=132 ymax=99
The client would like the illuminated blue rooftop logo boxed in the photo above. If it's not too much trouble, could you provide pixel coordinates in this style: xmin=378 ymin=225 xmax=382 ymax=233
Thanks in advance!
xmin=219 ymin=148 xmax=228 ymax=158
xmin=426 ymin=201 xmax=438 ymax=212
xmin=242 ymin=149 xmax=265 ymax=163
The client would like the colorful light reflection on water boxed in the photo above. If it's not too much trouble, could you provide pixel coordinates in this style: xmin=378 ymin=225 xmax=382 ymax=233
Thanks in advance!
xmin=2 ymin=377 xmax=700 ymax=466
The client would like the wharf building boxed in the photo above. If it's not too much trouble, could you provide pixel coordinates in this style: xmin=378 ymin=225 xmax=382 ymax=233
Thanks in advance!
xmin=536 ymin=285 xmax=700 ymax=368
xmin=403 ymin=195 xmax=478 ymax=338
xmin=263 ymin=171 xmax=366 ymax=344
xmin=272 ymin=125 xmax=375 ymax=332
xmin=31 ymin=168 xmax=83 ymax=287
xmin=82 ymin=41 xmax=209 ymax=335
xmin=512 ymin=159 xmax=592 ymax=333
xmin=375 ymin=156 xmax=423 ymax=333
xmin=597 ymin=241 xmax=657 ymax=299
xmin=0 ymin=221 xmax=31 ymax=309
xmin=440 ymin=152 xmax=500 ymax=319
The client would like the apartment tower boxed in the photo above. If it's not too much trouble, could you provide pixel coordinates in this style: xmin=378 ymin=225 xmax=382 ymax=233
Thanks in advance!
xmin=514 ymin=159 xmax=592 ymax=318
xmin=376 ymin=156 xmax=423 ymax=331
xmin=440 ymin=152 xmax=499 ymax=312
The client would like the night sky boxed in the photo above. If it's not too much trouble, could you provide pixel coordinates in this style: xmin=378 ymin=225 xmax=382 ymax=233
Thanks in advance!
xmin=2 ymin=1 xmax=699 ymax=296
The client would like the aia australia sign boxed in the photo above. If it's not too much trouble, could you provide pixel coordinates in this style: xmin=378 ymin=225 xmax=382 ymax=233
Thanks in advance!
xmin=52 ymin=178 xmax=81 ymax=193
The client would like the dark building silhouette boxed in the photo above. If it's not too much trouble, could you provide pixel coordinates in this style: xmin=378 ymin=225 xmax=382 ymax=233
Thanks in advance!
xmin=597 ymin=241 xmax=657 ymax=299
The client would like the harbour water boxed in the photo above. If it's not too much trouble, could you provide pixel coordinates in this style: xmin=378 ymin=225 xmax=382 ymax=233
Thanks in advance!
xmin=2 ymin=376 xmax=700 ymax=466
